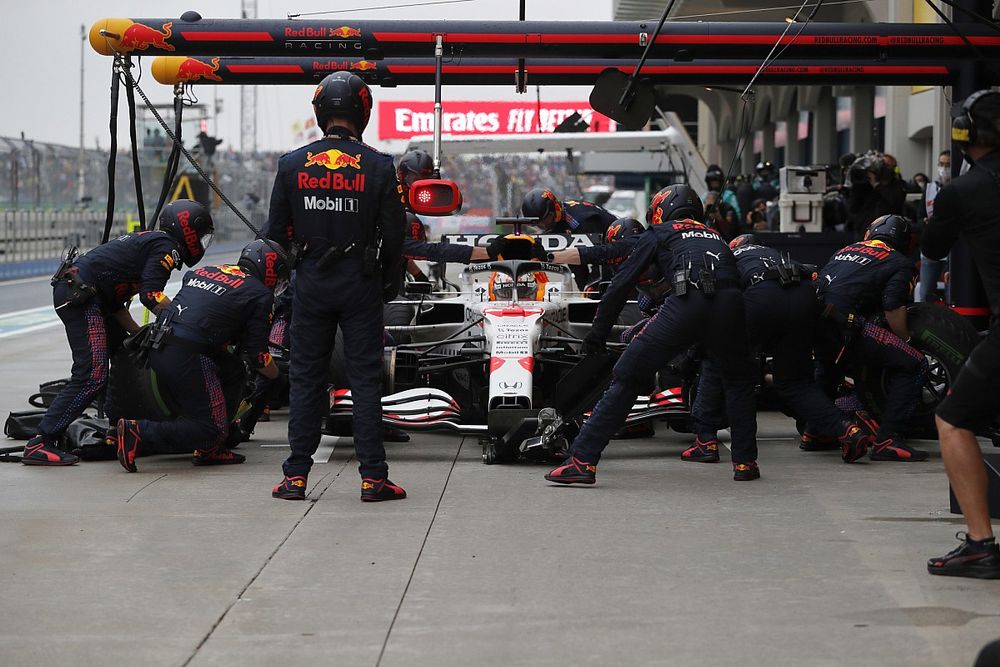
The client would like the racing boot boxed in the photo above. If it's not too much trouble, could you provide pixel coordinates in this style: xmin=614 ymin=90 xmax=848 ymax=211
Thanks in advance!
xmin=20 ymin=435 xmax=79 ymax=467
xmin=927 ymin=533 xmax=1000 ymax=579
xmin=544 ymin=456 xmax=597 ymax=485
xmin=115 ymin=418 xmax=141 ymax=473
xmin=853 ymin=410 xmax=879 ymax=439
xmin=799 ymin=430 xmax=839 ymax=452
xmin=733 ymin=461 xmax=761 ymax=481
xmin=681 ymin=436 xmax=721 ymax=463
xmin=192 ymin=448 xmax=246 ymax=466
xmin=361 ymin=478 xmax=407 ymax=502
xmin=839 ymin=422 xmax=873 ymax=464
xmin=869 ymin=434 xmax=929 ymax=462
xmin=272 ymin=475 xmax=307 ymax=501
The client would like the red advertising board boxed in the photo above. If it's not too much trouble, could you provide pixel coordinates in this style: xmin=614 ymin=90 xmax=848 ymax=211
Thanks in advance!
xmin=377 ymin=101 xmax=615 ymax=140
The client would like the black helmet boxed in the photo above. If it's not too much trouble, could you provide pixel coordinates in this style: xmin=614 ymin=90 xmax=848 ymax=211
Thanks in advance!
xmin=864 ymin=214 xmax=914 ymax=253
xmin=397 ymin=149 xmax=434 ymax=190
xmin=729 ymin=233 xmax=759 ymax=251
xmin=238 ymin=239 xmax=290 ymax=290
xmin=159 ymin=199 xmax=214 ymax=267
xmin=756 ymin=160 xmax=774 ymax=173
xmin=520 ymin=188 xmax=563 ymax=230
xmin=647 ymin=185 xmax=704 ymax=225
xmin=605 ymin=217 xmax=645 ymax=244
xmin=312 ymin=71 xmax=373 ymax=137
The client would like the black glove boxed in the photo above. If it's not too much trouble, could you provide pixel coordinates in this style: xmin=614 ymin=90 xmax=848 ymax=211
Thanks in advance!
xmin=581 ymin=331 xmax=607 ymax=355
xmin=487 ymin=236 xmax=509 ymax=261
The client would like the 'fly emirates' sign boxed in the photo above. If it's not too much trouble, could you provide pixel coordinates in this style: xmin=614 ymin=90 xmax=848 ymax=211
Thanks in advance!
xmin=378 ymin=101 xmax=615 ymax=140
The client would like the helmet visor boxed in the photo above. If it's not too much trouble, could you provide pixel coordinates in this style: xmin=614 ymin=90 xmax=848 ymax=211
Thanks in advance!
xmin=200 ymin=232 xmax=214 ymax=254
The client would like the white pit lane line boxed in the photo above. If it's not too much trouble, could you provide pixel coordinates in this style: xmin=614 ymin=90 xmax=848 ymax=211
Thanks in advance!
xmin=0 ymin=277 xmax=185 ymax=339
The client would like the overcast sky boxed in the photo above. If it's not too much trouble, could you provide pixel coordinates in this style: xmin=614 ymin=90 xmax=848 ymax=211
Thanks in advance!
xmin=1 ymin=0 xmax=612 ymax=154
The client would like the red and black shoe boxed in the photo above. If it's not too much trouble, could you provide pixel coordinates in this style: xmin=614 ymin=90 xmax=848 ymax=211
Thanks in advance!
xmin=192 ymin=448 xmax=246 ymax=466
xmin=799 ymin=431 xmax=838 ymax=452
xmin=116 ymin=418 xmax=141 ymax=473
xmin=20 ymin=436 xmax=79 ymax=466
xmin=272 ymin=475 xmax=307 ymax=500
xmin=544 ymin=456 xmax=597 ymax=485
xmin=681 ymin=436 xmax=720 ymax=463
xmin=869 ymin=434 xmax=929 ymax=462
xmin=361 ymin=478 xmax=407 ymax=502
xmin=839 ymin=423 xmax=872 ymax=463
xmin=928 ymin=533 xmax=1000 ymax=579
xmin=853 ymin=410 xmax=879 ymax=438
xmin=259 ymin=405 xmax=271 ymax=422
xmin=733 ymin=461 xmax=760 ymax=481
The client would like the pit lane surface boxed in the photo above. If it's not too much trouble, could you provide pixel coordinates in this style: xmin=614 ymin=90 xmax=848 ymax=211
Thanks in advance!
xmin=1 ymin=277 xmax=998 ymax=666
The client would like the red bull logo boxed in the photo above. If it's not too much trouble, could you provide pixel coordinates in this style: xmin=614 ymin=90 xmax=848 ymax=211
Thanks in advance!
xmin=194 ymin=266 xmax=246 ymax=288
xmin=304 ymin=149 xmax=362 ymax=170
xmin=176 ymin=57 xmax=222 ymax=82
xmin=120 ymin=21 xmax=175 ymax=52
xmin=330 ymin=26 xmax=363 ymax=39
xmin=263 ymin=251 xmax=280 ymax=288
xmin=176 ymin=210 xmax=202 ymax=259
xmin=217 ymin=265 xmax=247 ymax=278
xmin=350 ymin=60 xmax=377 ymax=71
xmin=649 ymin=189 xmax=671 ymax=226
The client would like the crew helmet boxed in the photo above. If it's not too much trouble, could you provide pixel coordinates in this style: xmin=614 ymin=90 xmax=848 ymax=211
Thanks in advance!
xmin=312 ymin=71 xmax=373 ymax=137
xmin=864 ymin=214 xmax=914 ymax=253
xmin=238 ymin=239 xmax=290 ymax=290
xmin=646 ymin=185 xmax=704 ymax=225
xmin=520 ymin=188 xmax=563 ymax=230
xmin=158 ymin=199 xmax=214 ymax=267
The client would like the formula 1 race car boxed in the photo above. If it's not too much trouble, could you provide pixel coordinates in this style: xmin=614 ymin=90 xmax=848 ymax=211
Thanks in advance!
xmin=327 ymin=232 xmax=694 ymax=464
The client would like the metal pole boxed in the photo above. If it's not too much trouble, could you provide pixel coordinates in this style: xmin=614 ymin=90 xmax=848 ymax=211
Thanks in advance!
xmin=948 ymin=0 xmax=992 ymax=328
xmin=78 ymin=24 xmax=86 ymax=206
xmin=432 ymin=34 xmax=443 ymax=176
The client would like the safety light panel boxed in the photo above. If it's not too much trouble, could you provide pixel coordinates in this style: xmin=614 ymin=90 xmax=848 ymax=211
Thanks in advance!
xmin=408 ymin=179 xmax=463 ymax=216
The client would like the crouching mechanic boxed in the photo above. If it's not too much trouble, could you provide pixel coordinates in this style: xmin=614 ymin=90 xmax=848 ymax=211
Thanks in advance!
xmin=22 ymin=200 xmax=213 ymax=466
xmin=814 ymin=214 xmax=928 ymax=461
xmin=924 ymin=88 xmax=1000 ymax=578
xmin=266 ymin=71 xmax=407 ymax=502
xmin=544 ymin=185 xmax=760 ymax=484
xmin=114 ymin=239 xmax=288 ymax=472
xmin=687 ymin=234 xmax=874 ymax=466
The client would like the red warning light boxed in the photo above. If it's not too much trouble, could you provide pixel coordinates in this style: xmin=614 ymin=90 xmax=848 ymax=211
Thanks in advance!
xmin=408 ymin=178 xmax=463 ymax=215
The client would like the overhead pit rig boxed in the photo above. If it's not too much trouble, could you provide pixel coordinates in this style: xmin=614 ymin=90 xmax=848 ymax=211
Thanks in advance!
xmin=86 ymin=11 xmax=997 ymax=324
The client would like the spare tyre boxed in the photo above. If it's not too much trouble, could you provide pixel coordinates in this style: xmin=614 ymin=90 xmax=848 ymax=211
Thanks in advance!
xmin=856 ymin=303 xmax=981 ymax=439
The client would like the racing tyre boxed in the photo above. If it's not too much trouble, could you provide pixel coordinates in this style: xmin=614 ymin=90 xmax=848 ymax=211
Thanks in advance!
xmin=108 ymin=349 xmax=176 ymax=421
xmin=856 ymin=303 xmax=980 ymax=440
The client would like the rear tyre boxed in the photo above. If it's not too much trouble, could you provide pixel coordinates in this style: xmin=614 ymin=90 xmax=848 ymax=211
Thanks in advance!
xmin=856 ymin=303 xmax=980 ymax=439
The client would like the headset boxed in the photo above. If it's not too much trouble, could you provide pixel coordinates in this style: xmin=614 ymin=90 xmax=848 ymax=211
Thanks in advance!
xmin=952 ymin=89 xmax=1000 ymax=149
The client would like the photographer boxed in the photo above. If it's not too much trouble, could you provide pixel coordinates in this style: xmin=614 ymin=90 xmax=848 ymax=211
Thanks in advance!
xmin=846 ymin=151 xmax=907 ymax=236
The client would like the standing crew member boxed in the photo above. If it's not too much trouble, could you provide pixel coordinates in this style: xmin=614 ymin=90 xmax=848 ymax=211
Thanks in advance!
xmin=115 ymin=239 xmax=287 ymax=472
xmin=814 ymin=214 xmax=929 ymax=461
xmin=265 ymin=72 xmax=407 ymax=502
xmin=924 ymin=90 xmax=1000 ymax=579
xmin=21 ymin=200 xmax=212 ymax=466
xmin=543 ymin=185 xmax=760 ymax=484
xmin=520 ymin=188 xmax=616 ymax=289
xmin=687 ymin=234 xmax=874 ymax=466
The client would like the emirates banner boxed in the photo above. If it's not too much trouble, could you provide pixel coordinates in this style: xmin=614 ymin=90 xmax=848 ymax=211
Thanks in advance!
xmin=377 ymin=101 xmax=615 ymax=140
